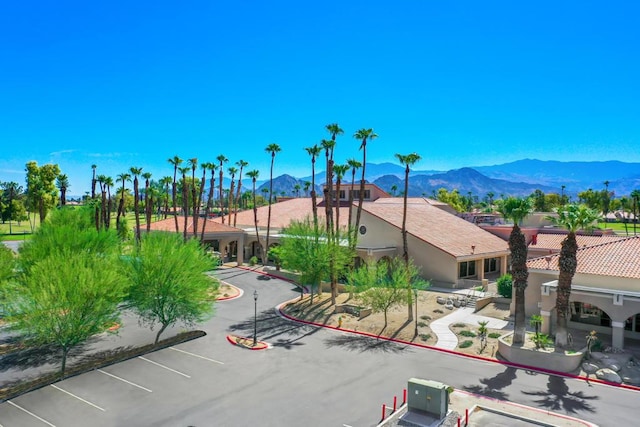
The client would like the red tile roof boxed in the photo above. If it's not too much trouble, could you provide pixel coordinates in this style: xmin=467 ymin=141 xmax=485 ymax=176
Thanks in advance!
xmin=361 ymin=201 xmax=508 ymax=257
xmin=530 ymin=233 xmax=625 ymax=251
xmin=527 ymin=236 xmax=640 ymax=279
xmin=148 ymin=216 xmax=243 ymax=233
xmin=212 ymin=198 xmax=351 ymax=230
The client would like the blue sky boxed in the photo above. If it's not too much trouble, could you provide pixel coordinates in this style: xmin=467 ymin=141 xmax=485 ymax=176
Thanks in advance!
xmin=1 ymin=1 xmax=639 ymax=195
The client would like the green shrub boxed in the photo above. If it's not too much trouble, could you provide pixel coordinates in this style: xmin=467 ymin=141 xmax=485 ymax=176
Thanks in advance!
xmin=532 ymin=333 xmax=553 ymax=349
xmin=417 ymin=321 xmax=428 ymax=327
xmin=459 ymin=340 xmax=473 ymax=348
xmin=452 ymin=322 xmax=466 ymax=328
xmin=433 ymin=309 xmax=444 ymax=314
xmin=420 ymin=315 xmax=431 ymax=321
xmin=459 ymin=330 xmax=476 ymax=337
xmin=488 ymin=332 xmax=501 ymax=339
xmin=249 ymin=256 xmax=258 ymax=266
xmin=497 ymin=274 xmax=513 ymax=298
xmin=420 ymin=334 xmax=432 ymax=341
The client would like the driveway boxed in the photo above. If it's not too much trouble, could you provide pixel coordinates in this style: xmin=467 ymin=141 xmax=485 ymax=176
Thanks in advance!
xmin=0 ymin=267 xmax=637 ymax=426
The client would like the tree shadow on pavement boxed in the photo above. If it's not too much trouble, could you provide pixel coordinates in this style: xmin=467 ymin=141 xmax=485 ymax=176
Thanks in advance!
xmin=227 ymin=309 xmax=319 ymax=347
xmin=522 ymin=375 xmax=598 ymax=414
xmin=0 ymin=342 xmax=89 ymax=373
xmin=463 ymin=366 xmax=517 ymax=400
xmin=324 ymin=334 xmax=411 ymax=354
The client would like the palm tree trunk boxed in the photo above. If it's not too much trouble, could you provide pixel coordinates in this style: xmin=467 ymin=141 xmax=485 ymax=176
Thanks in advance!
xmin=555 ymin=232 xmax=577 ymax=348
xmin=252 ymin=181 xmax=263 ymax=263
xmin=265 ymin=158 xmax=275 ymax=262
xmin=311 ymin=159 xmax=318 ymax=229
xmin=354 ymin=142 xmax=367 ymax=247
xmin=172 ymin=168 xmax=179 ymax=232
xmin=133 ymin=178 xmax=141 ymax=242
xmin=201 ymin=174 xmax=216 ymax=241
xmin=510 ymin=224 xmax=528 ymax=345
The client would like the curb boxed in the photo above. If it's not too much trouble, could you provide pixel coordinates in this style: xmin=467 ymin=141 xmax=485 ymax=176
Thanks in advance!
xmin=226 ymin=334 xmax=269 ymax=350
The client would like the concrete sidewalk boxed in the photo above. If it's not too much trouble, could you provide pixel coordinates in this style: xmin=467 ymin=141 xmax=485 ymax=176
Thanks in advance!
xmin=430 ymin=307 xmax=509 ymax=350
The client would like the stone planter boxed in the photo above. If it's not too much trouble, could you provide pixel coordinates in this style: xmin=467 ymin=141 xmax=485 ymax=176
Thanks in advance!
xmin=497 ymin=332 xmax=585 ymax=373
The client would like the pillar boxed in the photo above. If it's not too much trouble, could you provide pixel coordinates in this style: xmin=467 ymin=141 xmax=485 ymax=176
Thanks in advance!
xmin=500 ymin=256 xmax=508 ymax=276
xmin=611 ymin=321 xmax=625 ymax=350
xmin=236 ymin=234 xmax=245 ymax=266
xmin=540 ymin=310 xmax=551 ymax=334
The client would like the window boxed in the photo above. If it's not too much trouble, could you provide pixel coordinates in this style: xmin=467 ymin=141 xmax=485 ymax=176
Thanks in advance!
xmin=484 ymin=258 xmax=498 ymax=273
xmin=339 ymin=190 xmax=346 ymax=199
xmin=570 ymin=302 xmax=611 ymax=327
xmin=459 ymin=261 xmax=476 ymax=278
xmin=351 ymin=190 xmax=371 ymax=200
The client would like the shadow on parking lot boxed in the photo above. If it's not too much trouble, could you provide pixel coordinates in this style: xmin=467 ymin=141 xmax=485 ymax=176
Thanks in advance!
xmin=324 ymin=334 xmax=412 ymax=354
xmin=0 ymin=341 xmax=89 ymax=373
xmin=463 ymin=366 xmax=517 ymax=400
xmin=522 ymin=375 xmax=598 ymax=414
xmin=228 ymin=310 xmax=320 ymax=348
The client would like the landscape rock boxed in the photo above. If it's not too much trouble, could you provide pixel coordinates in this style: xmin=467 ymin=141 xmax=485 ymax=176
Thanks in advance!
xmin=582 ymin=363 xmax=599 ymax=374
xmin=595 ymin=368 xmax=622 ymax=383
xmin=619 ymin=367 xmax=640 ymax=386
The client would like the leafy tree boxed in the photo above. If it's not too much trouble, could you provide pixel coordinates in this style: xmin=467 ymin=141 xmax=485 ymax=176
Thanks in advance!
xmin=25 ymin=161 xmax=60 ymax=223
xmin=496 ymin=197 xmax=533 ymax=345
xmin=125 ymin=232 xmax=217 ymax=344
xmin=547 ymin=204 xmax=601 ymax=348
xmin=436 ymin=188 xmax=466 ymax=212
xmin=496 ymin=273 xmax=513 ymax=298
xmin=9 ymin=207 xmax=124 ymax=376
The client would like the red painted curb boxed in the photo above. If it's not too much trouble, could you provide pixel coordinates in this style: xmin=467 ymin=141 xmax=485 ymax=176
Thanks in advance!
xmin=235 ymin=266 xmax=640 ymax=392
xmin=226 ymin=334 xmax=268 ymax=350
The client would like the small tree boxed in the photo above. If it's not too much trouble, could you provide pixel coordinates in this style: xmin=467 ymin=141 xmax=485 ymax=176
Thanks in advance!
xmin=478 ymin=320 xmax=489 ymax=353
xmin=496 ymin=273 xmax=513 ymax=298
xmin=125 ymin=232 xmax=217 ymax=344
xmin=530 ymin=315 xmax=543 ymax=348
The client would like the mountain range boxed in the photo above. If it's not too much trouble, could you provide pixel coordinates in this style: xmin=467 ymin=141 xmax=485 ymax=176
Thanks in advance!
xmin=258 ymin=159 xmax=640 ymax=199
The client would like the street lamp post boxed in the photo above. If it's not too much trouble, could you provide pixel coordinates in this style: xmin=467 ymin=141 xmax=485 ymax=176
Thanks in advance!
xmin=414 ymin=288 xmax=419 ymax=336
xmin=253 ymin=290 xmax=258 ymax=347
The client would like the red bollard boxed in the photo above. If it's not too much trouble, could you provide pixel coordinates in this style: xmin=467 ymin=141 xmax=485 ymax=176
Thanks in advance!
xmin=403 ymin=388 xmax=407 ymax=404
xmin=393 ymin=395 xmax=397 ymax=412
xmin=381 ymin=404 xmax=386 ymax=421
xmin=457 ymin=417 xmax=461 ymax=427
xmin=465 ymin=408 xmax=469 ymax=425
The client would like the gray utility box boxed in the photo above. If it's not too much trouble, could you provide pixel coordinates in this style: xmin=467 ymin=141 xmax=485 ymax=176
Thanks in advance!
xmin=407 ymin=378 xmax=449 ymax=418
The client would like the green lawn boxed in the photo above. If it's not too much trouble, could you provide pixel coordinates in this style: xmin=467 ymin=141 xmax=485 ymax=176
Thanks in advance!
xmin=600 ymin=221 xmax=640 ymax=235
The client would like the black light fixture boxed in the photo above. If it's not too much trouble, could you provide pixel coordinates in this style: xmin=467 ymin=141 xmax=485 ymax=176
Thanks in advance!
xmin=253 ymin=290 xmax=258 ymax=346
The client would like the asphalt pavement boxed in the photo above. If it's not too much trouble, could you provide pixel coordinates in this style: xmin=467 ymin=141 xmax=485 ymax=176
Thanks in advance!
xmin=0 ymin=267 xmax=637 ymax=426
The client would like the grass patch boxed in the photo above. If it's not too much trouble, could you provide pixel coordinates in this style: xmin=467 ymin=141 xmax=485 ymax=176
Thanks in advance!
xmin=433 ymin=309 xmax=444 ymax=314
xmin=417 ymin=321 xmax=428 ymax=327
xmin=459 ymin=330 xmax=476 ymax=337
xmin=488 ymin=332 xmax=502 ymax=339
xmin=452 ymin=322 xmax=466 ymax=328
xmin=420 ymin=315 xmax=431 ymax=321
xmin=459 ymin=340 xmax=473 ymax=348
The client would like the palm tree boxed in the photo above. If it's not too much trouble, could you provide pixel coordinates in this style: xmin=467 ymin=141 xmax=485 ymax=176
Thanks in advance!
xmin=305 ymin=144 xmax=322 ymax=227
xmin=632 ymin=189 xmax=640 ymax=236
xmin=142 ymin=172 xmax=152 ymax=232
xmin=332 ymin=164 xmax=350 ymax=236
xmin=353 ymin=128 xmax=378 ymax=246
xmin=188 ymin=158 xmax=199 ymax=235
xmin=346 ymin=158 xmax=361 ymax=243
xmin=179 ymin=166 xmax=190 ymax=241
xmin=234 ymin=160 xmax=248 ymax=227
xmin=293 ymin=183 xmax=301 ymax=198
xmin=321 ymin=139 xmax=336 ymax=232
xmin=619 ymin=196 xmax=630 ymax=236
xmin=96 ymin=174 xmax=107 ymax=229
xmin=246 ymin=169 xmax=263 ymax=263
xmin=390 ymin=184 xmax=398 ymax=197
xmin=195 ymin=163 xmax=208 ymax=237
xmin=130 ymin=167 xmax=143 ymax=242
xmin=497 ymin=197 xmax=533 ymax=345
xmin=104 ymin=176 xmax=114 ymax=230
xmin=91 ymin=164 xmax=97 ymax=199
xmin=303 ymin=181 xmax=311 ymax=197
xmin=200 ymin=163 xmax=217 ymax=241
xmin=264 ymin=143 xmax=281 ymax=261
xmin=116 ymin=172 xmax=131 ymax=229
xmin=168 ymin=156 xmax=183 ymax=232
xmin=216 ymin=155 xmax=228 ymax=223
xmin=159 ymin=176 xmax=172 ymax=219
xmin=56 ymin=174 xmax=69 ymax=207
xmin=548 ymin=204 xmax=601 ymax=348
xmin=395 ymin=153 xmax=422 ymax=321
xmin=227 ymin=166 xmax=238 ymax=228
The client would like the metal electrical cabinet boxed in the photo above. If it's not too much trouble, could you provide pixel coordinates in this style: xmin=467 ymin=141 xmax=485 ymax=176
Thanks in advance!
xmin=407 ymin=378 xmax=449 ymax=418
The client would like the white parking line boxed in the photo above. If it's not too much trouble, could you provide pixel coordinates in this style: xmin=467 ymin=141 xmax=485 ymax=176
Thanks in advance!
xmin=138 ymin=356 xmax=191 ymax=378
xmin=97 ymin=369 xmax=153 ymax=392
xmin=7 ymin=401 xmax=56 ymax=426
xmin=169 ymin=346 xmax=224 ymax=364
xmin=50 ymin=384 xmax=105 ymax=412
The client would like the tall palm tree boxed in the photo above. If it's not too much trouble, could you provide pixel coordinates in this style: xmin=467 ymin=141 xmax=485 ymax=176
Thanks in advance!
xmin=305 ymin=144 xmax=322 ymax=227
xmin=264 ymin=143 xmax=281 ymax=261
xmin=195 ymin=163 xmax=207 ymax=238
xmin=130 ymin=167 xmax=143 ymax=242
xmin=216 ymin=155 xmax=228 ymax=224
xmin=159 ymin=176 xmax=172 ymax=219
xmin=325 ymin=123 xmax=343 ymax=231
xmin=246 ymin=169 xmax=263 ymax=263
xmin=168 ymin=156 xmax=183 ymax=232
xmin=293 ymin=183 xmax=301 ymax=198
xmin=188 ymin=158 xmax=199 ymax=235
xmin=346 ymin=158 xmax=362 ymax=244
xmin=548 ymin=204 xmax=601 ymax=348
xmin=96 ymin=174 xmax=108 ymax=229
xmin=142 ymin=172 xmax=152 ymax=232
xmin=56 ymin=174 xmax=69 ymax=207
xmin=497 ymin=197 xmax=534 ymax=345
xmin=619 ymin=196 xmax=630 ymax=236
xmin=303 ymin=181 xmax=311 ymax=197
xmin=91 ymin=164 xmax=97 ymax=199
xmin=353 ymin=128 xmax=378 ymax=246
xmin=227 ymin=166 xmax=238 ymax=228
xmin=321 ymin=139 xmax=336 ymax=232
xmin=179 ymin=166 xmax=190 ymax=241
xmin=116 ymin=172 xmax=131 ymax=229
xmin=632 ymin=189 xmax=640 ymax=236
xmin=234 ymin=160 xmax=249 ymax=227
xmin=104 ymin=176 xmax=114 ymax=230
xmin=200 ymin=163 xmax=217 ymax=241
xmin=332 ymin=164 xmax=350 ymax=237
xmin=395 ymin=153 xmax=422 ymax=321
